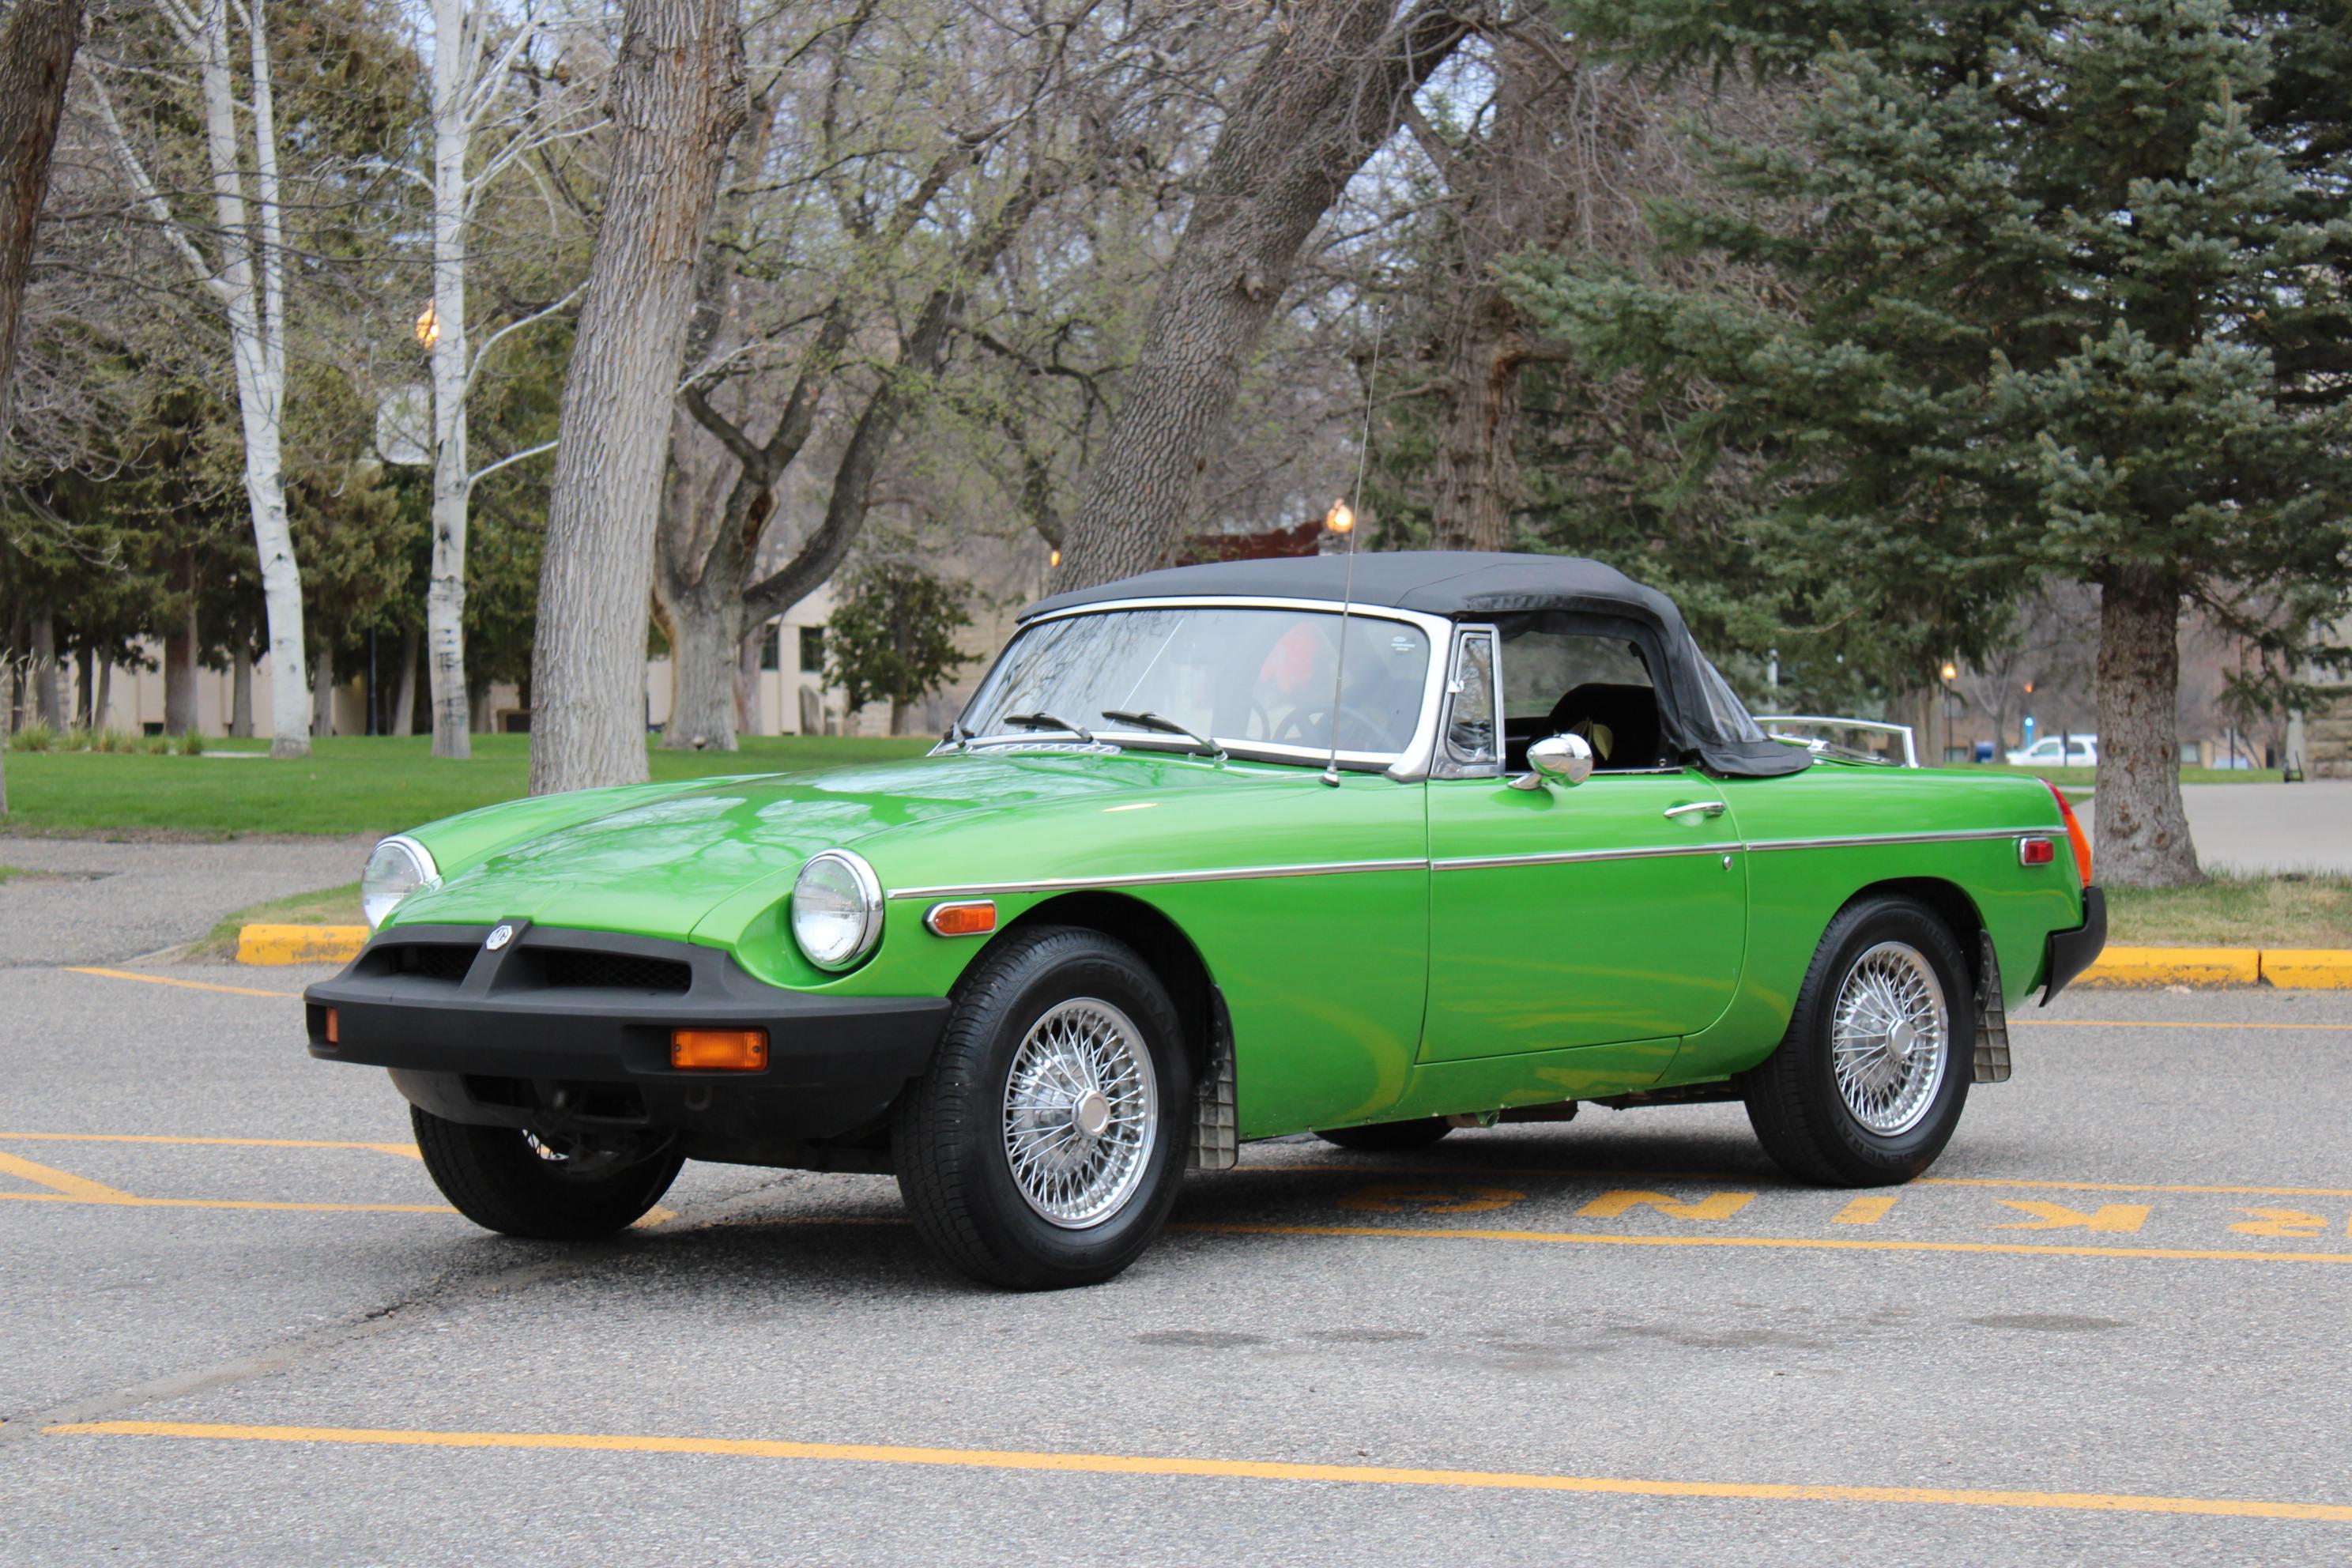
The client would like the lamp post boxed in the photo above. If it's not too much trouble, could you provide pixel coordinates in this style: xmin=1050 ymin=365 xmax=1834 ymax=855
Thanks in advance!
xmin=1939 ymin=661 xmax=1958 ymax=763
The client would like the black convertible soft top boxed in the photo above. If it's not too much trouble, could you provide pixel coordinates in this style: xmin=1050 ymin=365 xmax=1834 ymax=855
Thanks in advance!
xmin=1024 ymin=551 xmax=1807 ymax=778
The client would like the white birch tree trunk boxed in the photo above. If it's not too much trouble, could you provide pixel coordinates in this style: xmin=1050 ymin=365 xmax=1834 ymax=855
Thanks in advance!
xmin=97 ymin=0 xmax=309 ymax=754
xmin=426 ymin=0 xmax=474 ymax=760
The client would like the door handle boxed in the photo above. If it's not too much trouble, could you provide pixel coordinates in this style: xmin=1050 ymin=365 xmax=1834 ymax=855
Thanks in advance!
xmin=1662 ymin=801 xmax=1728 ymax=820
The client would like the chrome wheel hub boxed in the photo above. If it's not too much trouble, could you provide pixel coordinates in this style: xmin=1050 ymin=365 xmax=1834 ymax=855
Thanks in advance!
xmin=1003 ymin=997 xmax=1158 ymax=1229
xmin=1830 ymin=941 xmax=1949 ymax=1136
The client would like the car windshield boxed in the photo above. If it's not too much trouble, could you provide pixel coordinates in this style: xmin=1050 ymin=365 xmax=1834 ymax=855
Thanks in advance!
xmin=961 ymin=605 xmax=1433 ymax=760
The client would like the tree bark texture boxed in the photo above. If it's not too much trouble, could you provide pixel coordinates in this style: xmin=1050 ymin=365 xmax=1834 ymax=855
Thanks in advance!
xmin=425 ymin=0 xmax=473 ymax=761
xmin=392 ymin=624 xmax=419 ymax=736
xmin=528 ymin=0 xmax=746 ymax=795
xmin=0 ymin=0 xmax=85 ymax=810
xmin=1428 ymin=293 xmax=1526 ymax=551
xmin=311 ymin=643 xmax=334 ymax=737
xmin=163 ymin=613 xmax=198 ymax=736
xmin=29 ymin=610 xmax=63 ymax=726
xmin=94 ymin=657 xmax=111 ymax=733
xmin=2094 ymin=569 xmax=2201 ymax=887
xmin=231 ymin=642 xmax=254 ymax=737
xmin=74 ymin=645 xmax=92 ymax=726
xmin=1054 ymin=0 xmax=1476 ymax=589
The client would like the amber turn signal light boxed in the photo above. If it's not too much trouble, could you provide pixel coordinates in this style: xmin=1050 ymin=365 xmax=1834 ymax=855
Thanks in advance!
xmin=925 ymin=901 xmax=997 ymax=937
xmin=670 ymin=1028 xmax=768 ymax=1071
xmin=323 ymin=1008 xmax=339 ymax=1046
xmin=2018 ymin=836 xmax=2056 ymax=866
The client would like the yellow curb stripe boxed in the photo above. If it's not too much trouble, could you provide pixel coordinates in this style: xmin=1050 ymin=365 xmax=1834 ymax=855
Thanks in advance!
xmin=40 ymin=1421 xmax=2352 ymax=1524
xmin=236 ymin=924 xmax=368 ymax=967
xmin=0 ymin=1148 xmax=141 ymax=1202
xmin=2262 ymin=950 xmax=2352 ymax=989
xmin=1172 ymin=1219 xmax=2352 ymax=1265
xmin=2081 ymin=948 xmax=2260 ymax=986
xmin=0 ymin=1193 xmax=453 ymax=1215
xmin=62 ymin=967 xmax=300 ymax=999
xmin=0 ymin=1133 xmax=420 ymax=1156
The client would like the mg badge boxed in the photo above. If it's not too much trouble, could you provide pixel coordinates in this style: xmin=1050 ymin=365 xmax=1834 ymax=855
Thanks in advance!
xmin=484 ymin=922 xmax=516 ymax=952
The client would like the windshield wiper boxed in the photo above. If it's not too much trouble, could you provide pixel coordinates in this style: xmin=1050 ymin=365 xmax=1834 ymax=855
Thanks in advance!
xmin=1003 ymin=711 xmax=1096 ymax=743
xmin=1101 ymin=709 xmax=1223 ymax=759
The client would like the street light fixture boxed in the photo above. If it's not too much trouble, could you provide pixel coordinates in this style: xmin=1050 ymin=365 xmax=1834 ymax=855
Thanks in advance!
xmin=1939 ymin=662 xmax=1959 ymax=763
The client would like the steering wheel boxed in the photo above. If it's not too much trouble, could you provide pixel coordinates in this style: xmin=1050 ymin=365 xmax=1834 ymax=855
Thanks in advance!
xmin=1272 ymin=703 xmax=1391 ymax=749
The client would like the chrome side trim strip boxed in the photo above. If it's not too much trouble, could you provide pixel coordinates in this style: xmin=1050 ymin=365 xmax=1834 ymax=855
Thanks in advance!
xmin=886 ymin=858 xmax=1430 ymax=902
xmin=1434 ymin=842 xmax=1744 ymax=873
xmin=894 ymin=827 xmax=2047 ymax=900
xmin=1743 ymin=827 xmax=2049 ymax=853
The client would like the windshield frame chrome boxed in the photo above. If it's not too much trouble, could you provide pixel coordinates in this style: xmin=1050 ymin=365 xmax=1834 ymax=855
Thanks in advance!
xmin=946 ymin=595 xmax=1457 ymax=780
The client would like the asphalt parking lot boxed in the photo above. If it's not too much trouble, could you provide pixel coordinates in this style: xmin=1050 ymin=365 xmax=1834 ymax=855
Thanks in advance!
xmin=4 ymin=869 xmax=2350 ymax=1563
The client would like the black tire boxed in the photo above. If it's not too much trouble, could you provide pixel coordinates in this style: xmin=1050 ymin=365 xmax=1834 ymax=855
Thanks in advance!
xmin=411 ymin=1106 xmax=683 ymax=1240
xmin=894 ymin=925 xmax=1193 ymax=1290
xmin=1315 ymin=1118 xmax=1453 ymax=1152
xmin=1740 ymin=895 xmax=1974 ymax=1185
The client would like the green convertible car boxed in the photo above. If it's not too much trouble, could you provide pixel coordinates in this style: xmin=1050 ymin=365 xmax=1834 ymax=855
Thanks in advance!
xmin=307 ymin=552 xmax=2105 ymax=1288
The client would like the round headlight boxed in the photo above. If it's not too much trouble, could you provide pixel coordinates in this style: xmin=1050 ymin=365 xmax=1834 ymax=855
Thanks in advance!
xmin=791 ymin=850 xmax=884 ymax=971
xmin=361 ymin=835 xmax=439 ymax=930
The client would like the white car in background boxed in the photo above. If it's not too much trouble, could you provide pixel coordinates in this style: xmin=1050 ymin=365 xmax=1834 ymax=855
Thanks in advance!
xmin=2007 ymin=734 xmax=2098 ymax=767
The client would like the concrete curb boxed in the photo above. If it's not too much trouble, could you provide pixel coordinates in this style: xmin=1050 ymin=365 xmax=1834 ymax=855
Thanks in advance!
xmin=236 ymin=924 xmax=368 ymax=967
xmin=2081 ymin=946 xmax=2352 ymax=989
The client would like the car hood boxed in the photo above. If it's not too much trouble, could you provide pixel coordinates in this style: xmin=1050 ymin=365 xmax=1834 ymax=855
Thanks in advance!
xmin=386 ymin=748 xmax=1270 ymax=943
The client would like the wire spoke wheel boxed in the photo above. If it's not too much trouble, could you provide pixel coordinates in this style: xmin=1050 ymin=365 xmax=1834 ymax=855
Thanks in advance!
xmin=1001 ymin=997 xmax=1159 ymax=1229
xmin=1829 ymin=940 xmax=1949 ymax=1136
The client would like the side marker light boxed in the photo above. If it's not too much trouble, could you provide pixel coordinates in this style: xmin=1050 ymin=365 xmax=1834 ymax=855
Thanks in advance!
xmin=324 ymin=1008 xmax=340 ymax=1046
xmin=925 ymin=901 xmax=997 ymax=938
xmin=2018 ymin=837 xmax=2057 ymax=866
xmin=670 ymin=1029 xmax=768 ymax=1071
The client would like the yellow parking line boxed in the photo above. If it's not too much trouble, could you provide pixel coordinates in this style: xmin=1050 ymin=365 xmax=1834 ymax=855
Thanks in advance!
xmin=0 ymin=1132 xmax=420 ymax=1158
xmin=1233 ymin=1163 xmax=2352 ymax=1200
xmin=61 ymin=967 xmax=299 ymax=999
xmin=0 ymin=1148 xmax=141 ymax=1202
xmin=0 ymin=1192 xmax=452 ymax=1215
xmin=1174 ymin=1220 xmax=2352 ymax=1266
xmin=2025 ymin=1018 xmax=2352 ymax=1031
xmin=42 ymin=1420 xmax=2352 ymax=1524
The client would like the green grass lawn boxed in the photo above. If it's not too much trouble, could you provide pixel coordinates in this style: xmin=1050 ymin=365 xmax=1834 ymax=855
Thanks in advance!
xmin=0 ymin=733 xmax=935 ymax=838
xmin=1967 ymin=763 xmax=2282 ymax=786
xmin=2105 ymin=873 xmax=2352 ymax=948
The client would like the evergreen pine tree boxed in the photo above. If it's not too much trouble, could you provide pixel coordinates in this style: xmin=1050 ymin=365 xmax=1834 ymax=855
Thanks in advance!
xmin=1506 ymin=0 xmax=2352 ymax=884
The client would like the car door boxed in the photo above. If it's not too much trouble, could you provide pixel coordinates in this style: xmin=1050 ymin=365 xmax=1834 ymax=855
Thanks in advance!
xmin=1418 ymin=624 xmax=1750 ymax=1065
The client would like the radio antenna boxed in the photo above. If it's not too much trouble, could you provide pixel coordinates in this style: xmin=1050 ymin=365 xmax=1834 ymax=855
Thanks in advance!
xmin=1321 ymin=307 xmax=1386 ymax=787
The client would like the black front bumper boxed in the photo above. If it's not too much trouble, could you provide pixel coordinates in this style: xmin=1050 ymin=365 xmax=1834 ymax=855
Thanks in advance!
xmin=304 ymin=923 xmax=951 ymax=1159
xmin=2039 ymin=884 xmax=2108 ymax=1004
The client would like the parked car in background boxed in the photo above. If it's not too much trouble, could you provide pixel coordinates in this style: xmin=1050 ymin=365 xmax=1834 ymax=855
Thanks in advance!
xmin=308 ymin=552 xmax=2105 ymax=1290
xmin=2006 ymin=734 xmax=2098 ymax=767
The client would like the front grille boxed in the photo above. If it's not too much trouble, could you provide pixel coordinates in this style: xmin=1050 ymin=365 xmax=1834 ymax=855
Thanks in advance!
xmin=392 ymin=944 xmax=476 ymax=983
xmin=541 ymin=948 xmax=692 ymax=994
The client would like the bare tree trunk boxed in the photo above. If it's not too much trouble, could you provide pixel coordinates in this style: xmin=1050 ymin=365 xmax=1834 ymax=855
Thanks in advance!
xmin=425 ymin=0 xmax=473 ymax=761
xmin=29 ymin=610 xmax=63 ymax=725
xmin=230 ymin=642 xmax=254 ymax=737
xmin=1054 ymin=0 xmax=1476 ymax=588
xmin=661 ymin=584 xmax=742 ymax=750
xmin=94 ymin=657 xmax=111 ymax=732
xmin=163 ymin=616 xmax=198 ymax=736
xmin=529 ymin=0 xmax=745 ymax=795
xmin=392 ymin=624 xmax=420 ymax=737
xmin=74 ymin=644 xmax=92 ymax=727
xmin=311 ymin=643 xmax=336 ymax=737
xmin=0 ymin=0 xmax=85 ymax=811
xmin=1428 ymin=290 xmax=1526 ymax=550
xmin=2094 ymin=569 xmax=2199 ymax=887
xmin=733 ymin=621 xmax=763 ymax=737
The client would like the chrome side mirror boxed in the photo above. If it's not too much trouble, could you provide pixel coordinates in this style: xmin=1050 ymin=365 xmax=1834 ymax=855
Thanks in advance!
xmin=1510 ymin=732 xmax=1595 ymax=791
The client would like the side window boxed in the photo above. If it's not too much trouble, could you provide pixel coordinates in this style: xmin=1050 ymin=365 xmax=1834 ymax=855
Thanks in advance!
xmin=1435 ymin=627 xmax=1500 ymax=778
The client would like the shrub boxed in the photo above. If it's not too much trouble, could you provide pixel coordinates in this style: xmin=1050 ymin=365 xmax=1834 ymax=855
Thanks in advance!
xmin=9 ymin=720 xmax=56 ymax=753
xmin=62 ymin=725 xmax=92 ymax=752
xmin=94 ymin=727 xmax=131 ymax=753
xmin=175 ymin=728 xmax=206 ymax=756
xmin=141 ymin=733 xmax=172 ymax=755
